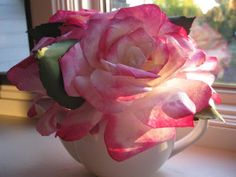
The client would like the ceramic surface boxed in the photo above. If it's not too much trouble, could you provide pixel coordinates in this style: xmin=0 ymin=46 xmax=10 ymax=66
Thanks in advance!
xmin=61 ymin=119 xmax=208 ymax=177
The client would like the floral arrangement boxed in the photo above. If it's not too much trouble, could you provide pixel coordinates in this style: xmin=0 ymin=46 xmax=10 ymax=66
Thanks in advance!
xmin=7 ymin=4 xmax=223 ymax=161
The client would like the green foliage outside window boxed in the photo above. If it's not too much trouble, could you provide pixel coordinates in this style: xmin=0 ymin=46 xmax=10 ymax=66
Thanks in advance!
xmin=201 ymin=0 xmax=236 ymax=42
xmin=153 ymin=0 xmax=202 ymax=17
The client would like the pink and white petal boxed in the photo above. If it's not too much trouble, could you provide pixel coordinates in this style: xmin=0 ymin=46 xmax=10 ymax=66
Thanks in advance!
xmin=142 ymin=38 xmax=169 ymax=73
xmin=56 ymin=28 xmax=84 ymax=41
xmin=102 ymin=60 xmax=158 ymax=79
xmin=49 ymin=10 xmax=77 ymax=22
xmin=132 ymin=78 xmax=211 ymax=128
xmin=100 ymin=17 xmax=142 ymax=55
xmin=28 ymin=95 xmax=53 ymax=118
xmin=184 ymin=50 xmax=206 ymax=68
xmin=59 ymin=25 xmax=77 ymax=35
xmin=149 ymin=37 xmax=188 ymax=86
xmin=211 ymin=91 xmax=221 ymax=105
xmin=28 ymin=104 xmax=38 ymax=118
xmin=128 ymin=28 xmax=157 ymax=59
xmin=81 ymin=17 xmax=111 ymax=68
xmin=162 ymin=78 xmax=212 ymax=112
xmin=32 ymin=37 xmax=56 ymax=51
xmin=124 ymin=46 xmax=147 ymax=67
xmin=146 ymin=115 xmax=194 ymax=128
xmin=131 ymin=90 xmax=195 ymax=128
xmin=161 ymin=92 xmax=196 ymax=118
xmin=90 ymin=69 xmax=151 ymax=99
xmin=105 ymin=28 xmax=155 ymax=68
xmin=74 ymin=76 xmax=125 ymax=113
xmin=198 ymin=56 xmax=219 ymax=73
xmin=7 ymin=56 xmax=45 ymax=94
xmin=183 ymin=56 xmax=218 ymax=74
xmin=49 ymin=9 xmax=97 ymax=26
xmin=36 ymin=103 xmax=67 ymax=136
xmin=104 ymin=112 xmax=176 ymax=161
xmin=176 ymin=71 xmax=215 ymax=86
xmin=56 ymin=102 xmax=102 ymax=141
xmin=159 ymin=21 xmax=187 ymax=37
xmin=175 ymin=35 xmax=196 ymax=51
xmin=105 ymin=36 xmax=136 ymax=64
xmin=89 ymin=122 xmax=100 ymax=135
xmin=60 ymin=42 xmax=92 ymax=96
xmin=114 ymin=4 xmax=167 ymax=37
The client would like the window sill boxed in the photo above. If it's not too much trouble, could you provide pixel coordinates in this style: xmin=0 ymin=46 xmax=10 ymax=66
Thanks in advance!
xmin=0 ymin=116 xmax=235 ymax=177
xmin=0 ymin=85 xmax=33 ymax=117
xmin=162 ymin=145 xmax=236 ymax=177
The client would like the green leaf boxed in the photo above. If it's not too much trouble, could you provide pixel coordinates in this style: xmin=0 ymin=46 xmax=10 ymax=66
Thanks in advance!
xmin=169 ymin=16 xmax=195 ymax=34
xmin=194 ymin=106 xmax=225 ymax=122
xmin=28 ymin=22 xmax=63 ymax=42
xmin=37 ymin=40 xmax=85 ymax=109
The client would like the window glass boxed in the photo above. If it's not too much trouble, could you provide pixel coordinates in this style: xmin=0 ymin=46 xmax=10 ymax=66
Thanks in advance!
xmin=110 ymin=0 xmax=236 ymax=85
xmin=0 ymin=0 xmax=29 ymax=73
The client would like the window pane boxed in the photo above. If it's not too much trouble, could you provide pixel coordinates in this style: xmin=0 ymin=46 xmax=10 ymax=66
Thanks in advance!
xmin=0 ymin=0 xmax=29 ymax=73
xmin=109 ymin=0 xmax=236 ymax=85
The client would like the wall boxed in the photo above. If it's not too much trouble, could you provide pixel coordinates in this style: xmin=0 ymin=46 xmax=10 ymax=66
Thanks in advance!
xmin=30 ymin=0 xmax=52 ymax=27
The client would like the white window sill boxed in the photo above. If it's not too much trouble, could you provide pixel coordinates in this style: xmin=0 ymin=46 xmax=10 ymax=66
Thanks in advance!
xmin=160 ymin=145 xmax=236 ymax=177
xmin=0 ymin=116 xmax=236 ymax=177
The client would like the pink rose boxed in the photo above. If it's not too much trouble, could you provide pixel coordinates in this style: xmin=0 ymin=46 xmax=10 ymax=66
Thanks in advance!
xmin=7 ymin=4 xmax=219 ymax=161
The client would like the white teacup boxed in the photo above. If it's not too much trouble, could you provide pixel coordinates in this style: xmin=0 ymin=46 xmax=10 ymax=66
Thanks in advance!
xmin=61 ymin=119 xmax=208 ymax=177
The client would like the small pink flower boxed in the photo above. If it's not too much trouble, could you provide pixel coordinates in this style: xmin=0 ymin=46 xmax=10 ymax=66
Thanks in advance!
xmin=7 ymin=4 xmax=219 ymax=161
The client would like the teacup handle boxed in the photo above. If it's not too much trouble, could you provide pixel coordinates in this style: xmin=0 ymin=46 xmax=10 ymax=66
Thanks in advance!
xmin=170 ymin=119 xmax=208 ymax=158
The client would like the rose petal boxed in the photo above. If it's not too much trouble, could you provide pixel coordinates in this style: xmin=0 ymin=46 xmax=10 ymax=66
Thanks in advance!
xmin=90 ymin=69 xmax=151 ymax=99
xmin=131 ymin=91 xmax=195 ymax=128
xmin=161 ymin=92 xmax=196 ymax=118
xmin=81 ymin=16 xmax=111 ymax=68
xmin=176 ymin=71 xmax=215 ymax=86
xmin=102 ymin=60 xmax=158 ymax=79
xmin=164 ymin=78 xmax=212 ymax=112
xmin=132 ymin=78 xmax=212 ymax=128
xmin=60 ymin=42 xmax=92 ymax=96
xmin=211 ymin=91 xmax=221 ymax=104
xmin=105 ymin=28 xmax=156 ymax=68
xmin=28 ymin=95 xmax=53 ymax=118
xmin=114 ymin=4 xmax=167 ymax=37
xmin=142 ymin=38 xmax=169 ymax=73
xmin=32 ymin=37 xmax=56 ymax=51
xmin=28 ymin=104 xmax=37 ymax=118
xmin=186 ymin=50 xmax=206 ymax=67
xmin=7 ymin=56 xmax=45 ymax=94
xmin=36 ymin=103 xmax=67 ymax=136
xmin=56 ymin=102 xmax=102 ymax=141
xmin=198 ymin=56 xmax=219 ymax=73
xmin=159 ymin=21 xmax=187 ymax=37
xmin=104 ymin=112 xmax=176 ymax=161
xmin=150 ymin=38 xmax=189 ymax=86
xmin=74 ymin=76 xmax=125 ymax=113
xmin=101 ymin=17 xmax=142 ymax=55
xmin=49 ymin=9 xmax=97 ymax=27
xmin=56 ymin=28 xmax=85 ymax=41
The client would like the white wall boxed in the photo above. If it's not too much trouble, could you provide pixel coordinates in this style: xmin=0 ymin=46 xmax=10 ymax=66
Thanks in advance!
xmin=30 ymin=0 xmax=52 ymax=27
